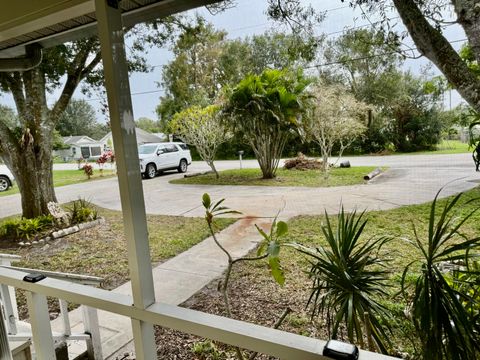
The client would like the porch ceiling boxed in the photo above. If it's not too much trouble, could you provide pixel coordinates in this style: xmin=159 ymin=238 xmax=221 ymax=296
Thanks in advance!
xmin=0 ymin=0 xmax=221 ymax=58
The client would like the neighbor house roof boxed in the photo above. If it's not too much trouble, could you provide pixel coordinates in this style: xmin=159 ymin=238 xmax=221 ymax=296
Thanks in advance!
xmin=0 ymin=0 xmax=220 ymax=58
xmin=63 ymin=135 xmax=98 ymax=145
xmin=101 ymin=127 xmax=163 ymax=145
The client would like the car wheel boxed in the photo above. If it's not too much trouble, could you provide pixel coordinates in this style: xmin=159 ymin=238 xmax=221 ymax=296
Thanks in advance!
xmin=145 ymin=164 xmax=157 ymax=179
xmin=177 ymin=159 xmax=188 ymax=173
xmin=0 ymin=176 xmax=10 ymax=192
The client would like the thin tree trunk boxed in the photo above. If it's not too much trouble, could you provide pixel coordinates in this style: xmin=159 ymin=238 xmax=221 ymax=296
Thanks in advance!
xmin=207 ymin=160 xmax=219 ymax=179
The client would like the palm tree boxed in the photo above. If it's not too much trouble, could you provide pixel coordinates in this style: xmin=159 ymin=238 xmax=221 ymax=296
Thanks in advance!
xmin=224 ymin=68 xmax=312 ymax=179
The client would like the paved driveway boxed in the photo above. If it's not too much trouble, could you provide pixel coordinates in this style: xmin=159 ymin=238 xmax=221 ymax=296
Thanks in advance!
xmin=0 ymin=153 xmax=478 ymax=219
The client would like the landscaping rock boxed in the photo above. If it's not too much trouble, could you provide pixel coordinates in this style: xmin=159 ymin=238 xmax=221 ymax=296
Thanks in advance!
xmin=39 ymin=217 xmax=105 ymax=243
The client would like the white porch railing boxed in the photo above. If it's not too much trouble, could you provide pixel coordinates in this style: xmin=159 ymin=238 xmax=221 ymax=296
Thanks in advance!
xmin=0 ymin=266 xmax=399 ymax=360
xmin=0 ymin=253 xmax=104 ymax=359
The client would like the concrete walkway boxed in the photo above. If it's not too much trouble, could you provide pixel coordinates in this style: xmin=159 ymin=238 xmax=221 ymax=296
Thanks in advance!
xmin=51 ymin=217 xmax=272 ymax=359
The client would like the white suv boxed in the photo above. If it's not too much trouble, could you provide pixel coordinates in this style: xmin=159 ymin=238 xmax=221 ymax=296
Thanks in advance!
xmin=0 ymin=165 xmax=15 ymax=192
xmin=139 ymin=142 xmax=192 ymax=179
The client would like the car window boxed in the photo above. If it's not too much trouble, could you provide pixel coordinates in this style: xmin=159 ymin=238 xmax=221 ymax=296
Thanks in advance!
xmin=165 ymin=144 xmax=179 ymax=153
xmin=138 ymin=145 xmax=158 ymax=154
xmin=178 ymin=143 xmax=189 ymax=150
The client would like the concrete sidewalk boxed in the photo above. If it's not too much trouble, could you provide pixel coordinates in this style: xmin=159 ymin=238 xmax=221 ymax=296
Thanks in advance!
xmin=51 ymin=217 xmax=272 ymax=359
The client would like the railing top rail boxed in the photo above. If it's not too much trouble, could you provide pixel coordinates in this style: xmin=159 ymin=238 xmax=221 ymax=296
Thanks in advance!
xmin=1 ymin=265 xmax=103 ymax=285
xmin=0 ymin=267 xmax=398 ymax=360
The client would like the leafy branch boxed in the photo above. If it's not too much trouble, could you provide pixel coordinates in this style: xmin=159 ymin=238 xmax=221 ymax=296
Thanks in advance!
xmin=202 ymin=193 xmax=290 ymax=359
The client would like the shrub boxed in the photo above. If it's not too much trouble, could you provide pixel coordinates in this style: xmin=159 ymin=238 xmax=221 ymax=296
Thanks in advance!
xmin=295 ymin=207 xmax=392 ymax=353
xmin=191 ymin=340 xmax=226 ymax=360
xmin=68 ymin=199 xmax=98 ymax=224
xmin=83 ymin=164 xmax=93 ymax=179
xmin=401 ymin=190 xmax=480 ymax=360
xmin=0 ymin=215 xmax=54 ymax=241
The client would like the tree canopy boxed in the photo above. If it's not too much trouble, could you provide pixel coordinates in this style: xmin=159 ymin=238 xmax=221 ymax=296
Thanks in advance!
xmin=56 ymin=99 xmax=108 ymax=140
xmin=344 ymin=0 xmax=480 ymax=113
xmin=156 ymin=16 xmax=319 ymax=128
xmin=170 ymin=105 xmax=231 ymax=178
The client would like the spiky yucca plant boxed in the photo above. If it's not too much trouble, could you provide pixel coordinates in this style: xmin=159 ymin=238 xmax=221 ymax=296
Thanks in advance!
xmin=401 ymin=190 xmax=480 ymax=360
xmin=296 ymin=207 xmax=391 ymax=353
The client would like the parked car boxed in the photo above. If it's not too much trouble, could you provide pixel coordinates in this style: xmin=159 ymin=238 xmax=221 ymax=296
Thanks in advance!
xmin=0 ymin=165 xmax=15 ymax=192
xmin=138 ymin=142 xmax=192 ymax=179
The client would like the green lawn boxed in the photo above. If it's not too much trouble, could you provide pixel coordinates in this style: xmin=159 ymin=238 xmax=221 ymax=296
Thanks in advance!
xmin=402 ymin=140 xmax=471 ymax=155
xmin=171 ymin=167 xmax=380 ymax=187
xmin=1 ymin=206 xmax=235 ymax=318
xmin=6 ymin=207 xmax=235 ymax=285
xmin=206 ymin=186 xmax=480 ymax=357
xmin=288 ymin=186 xmax=480 ymax=275
xmin=0 ymin=169 xmax=116 ymax=197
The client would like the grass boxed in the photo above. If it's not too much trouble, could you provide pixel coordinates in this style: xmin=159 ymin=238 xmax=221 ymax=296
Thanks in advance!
xmin=402 ymin=140 xmax=471 ymax=155
xmin=185 ymin=186 xmax=479 ymax=358
xmin=0 ymin=169 xmax=116 ymax=197
xmin=2 ymin=206 xmax=235 ymax=287
xmin=287 ymin=187 xmax=480 ymax=354
xmin=1 ymin=205 xmax=236 ymax=318
xmin=171 ymin=167 xmax=380 ymax=187
xmin=287 ymin=186 xmax=480 ymax=276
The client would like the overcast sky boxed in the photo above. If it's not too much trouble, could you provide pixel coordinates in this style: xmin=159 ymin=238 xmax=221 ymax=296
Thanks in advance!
xmin=0 ymin=0 xmax=466 ymax=125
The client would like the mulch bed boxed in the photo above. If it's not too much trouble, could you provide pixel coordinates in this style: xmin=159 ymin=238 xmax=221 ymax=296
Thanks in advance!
xmin=153 ymin=258 xmax=324 ymax=360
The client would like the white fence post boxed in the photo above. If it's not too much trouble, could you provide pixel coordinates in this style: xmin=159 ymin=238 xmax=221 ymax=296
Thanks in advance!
xmin=83 ymin=306 xmax=103 ymax=360
xmin=0 ymin=284 xmax=17 ymax=334
xmin=0 ymin=255 xmax=20 ymax=332
xmin=25 ymin=291 xmax=56 ymax=359
xmin=59 ymin=299 xmax=71 ymax=336
xmin=0 ymin=302 xmax=13 ymax=360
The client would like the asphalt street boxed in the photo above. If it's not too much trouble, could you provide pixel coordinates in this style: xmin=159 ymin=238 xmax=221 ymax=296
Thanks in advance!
xmin=1 ymin=153 xmax=478 ymax=219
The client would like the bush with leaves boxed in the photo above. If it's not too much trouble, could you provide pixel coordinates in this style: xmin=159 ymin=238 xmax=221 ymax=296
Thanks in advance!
xmin=170 ymin=105 xmax=232 ymax=178
xmin=401 ymin=190 xmax=480 ymax=360
xmin=0 ymin=215 xmax=54 ymax=241
xmin=294 ymin=207 xmax=392 ymax=353
xmin=303 ymin=83 xmax=368 ymax=173
xmin=83 ymin=164 xmax=93 ymax=179
xmin=68 ymin=199 xmax=98 ymax=225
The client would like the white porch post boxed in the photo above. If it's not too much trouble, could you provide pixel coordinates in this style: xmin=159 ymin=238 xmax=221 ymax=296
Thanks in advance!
xmin=95 ymin=0 xmax=156 ymax=358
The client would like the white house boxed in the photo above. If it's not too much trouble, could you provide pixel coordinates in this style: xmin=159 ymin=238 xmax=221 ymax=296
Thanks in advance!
xmin=100 ymin=127 xmax=165 ymax=150
xmin=54 ymin=135 xmax=107 ymax=161
xmin=55 ymin=129 xmax=165 ymax=162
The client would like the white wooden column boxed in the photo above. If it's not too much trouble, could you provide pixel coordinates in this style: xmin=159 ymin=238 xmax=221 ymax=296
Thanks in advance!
xmin=94 ymin=0 xmax=156 ymax=358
